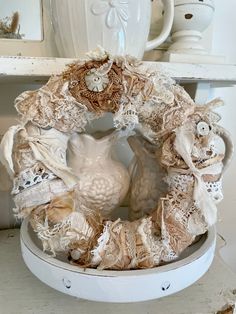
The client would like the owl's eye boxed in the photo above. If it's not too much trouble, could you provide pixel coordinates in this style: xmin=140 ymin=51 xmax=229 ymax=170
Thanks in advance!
xmin=196 ymin=121 xmax=210 ymax=136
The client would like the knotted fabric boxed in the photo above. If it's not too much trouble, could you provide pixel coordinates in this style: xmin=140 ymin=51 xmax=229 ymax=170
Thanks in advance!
xmin=0 ymin=125 xmax=77 ymax=189
xmin=173 ymin=125 xmax=223 ymax=226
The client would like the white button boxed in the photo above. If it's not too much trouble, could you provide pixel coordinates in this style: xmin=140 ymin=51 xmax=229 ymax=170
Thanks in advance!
xmin=71 ymin=249 xmax=81 ymax=260
xmin=197 ymin=121 xmax=210 ymax=136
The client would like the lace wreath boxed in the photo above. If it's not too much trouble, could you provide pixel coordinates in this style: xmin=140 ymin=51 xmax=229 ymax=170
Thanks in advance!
xmin=0 ymin=48 xmax=233 ymax=270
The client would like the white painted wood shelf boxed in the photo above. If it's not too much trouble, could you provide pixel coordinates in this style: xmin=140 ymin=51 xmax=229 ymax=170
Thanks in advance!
xmin=0 ymin=229 xmax=235 ymax=314
xmin=1 ymin=56 xmax=236 ymax=85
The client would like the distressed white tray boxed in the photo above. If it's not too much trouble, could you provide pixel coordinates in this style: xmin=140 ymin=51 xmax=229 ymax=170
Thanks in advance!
xmin=20 ymin=219 xmax=216 ymax=303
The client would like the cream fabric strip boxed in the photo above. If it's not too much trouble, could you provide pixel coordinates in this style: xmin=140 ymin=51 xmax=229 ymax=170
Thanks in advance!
xmin=173 ymin=125 xmax=223 ymax=226
xmin=0 ymin=125 xmax=23 ymax=178
xmin=14 ymin=179 xmax=69 ymax=211
xmin=25 ymin=132 xmax=77 ymax=189
xmin=0 ymin=125 xmax=78 ymax=189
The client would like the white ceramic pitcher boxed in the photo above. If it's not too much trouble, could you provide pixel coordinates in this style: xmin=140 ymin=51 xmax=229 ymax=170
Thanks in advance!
xmin=67 ymin=130 xmax=130 ymax=217
xmin=50 ymin=0 xmax=174 ymax=59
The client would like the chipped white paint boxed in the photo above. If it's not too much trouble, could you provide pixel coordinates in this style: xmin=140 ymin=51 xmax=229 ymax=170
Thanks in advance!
xmin=167 ymin=0 xmax=215 ymax=55
xmin=0 ymin=56 xmax=236 ymax=85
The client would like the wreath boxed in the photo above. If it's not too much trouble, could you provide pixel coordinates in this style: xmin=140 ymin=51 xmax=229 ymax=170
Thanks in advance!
xmin=0 ymin=48 xmax=233 ymax=270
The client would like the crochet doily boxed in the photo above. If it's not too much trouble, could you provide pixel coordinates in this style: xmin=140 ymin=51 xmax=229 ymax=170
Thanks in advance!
xmin=0 ymin=48 xmax=233 ymax=270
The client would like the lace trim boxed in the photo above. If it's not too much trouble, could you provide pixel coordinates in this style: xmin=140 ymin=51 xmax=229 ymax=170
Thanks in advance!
xmin=15 ymin=77 xmax=89 ymax=133
xmin=165 ymin=174 xmax=194 ymax=193
xmin=32 ymin=212 xmax=93 ymax=255
xmin=205 ymin=179 xmax=223 ymax=203
xmin=113 ymin=98 xmax=139 ymax=132
xmin=165 ymin=173 xmax=223 ymax=204
xmin=12 ymin=162 xmax=57 ymax=194
xmin=14 ymin=179 xmax=69 ymax=211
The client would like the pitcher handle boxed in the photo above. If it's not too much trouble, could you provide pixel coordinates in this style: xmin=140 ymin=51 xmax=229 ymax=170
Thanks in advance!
xmin=145 ymin=0 xmax=174 ymax=52
xmin=215 ymin=125 xmax=234 ymax=173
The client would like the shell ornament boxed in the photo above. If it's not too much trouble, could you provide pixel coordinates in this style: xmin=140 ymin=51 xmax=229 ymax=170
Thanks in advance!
xmin=0 ymin=47 xmax=233 ymax=270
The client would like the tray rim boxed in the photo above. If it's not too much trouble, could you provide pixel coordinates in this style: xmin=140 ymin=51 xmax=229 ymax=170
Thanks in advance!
xmin=20 ymin=218 xmax=216 ymax=278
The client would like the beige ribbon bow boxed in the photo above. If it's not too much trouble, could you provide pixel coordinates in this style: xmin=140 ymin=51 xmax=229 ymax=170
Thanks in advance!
xmin=173 ymin=125 xmax=223 ymax=226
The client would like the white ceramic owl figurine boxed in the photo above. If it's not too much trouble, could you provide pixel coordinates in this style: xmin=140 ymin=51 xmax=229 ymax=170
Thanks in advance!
xmin=128 ymin=135 xmax=167 ymax=221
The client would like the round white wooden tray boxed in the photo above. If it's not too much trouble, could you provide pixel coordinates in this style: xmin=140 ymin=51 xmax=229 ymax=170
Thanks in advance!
xmin=20 ymin=219 xmax=216 ymax=303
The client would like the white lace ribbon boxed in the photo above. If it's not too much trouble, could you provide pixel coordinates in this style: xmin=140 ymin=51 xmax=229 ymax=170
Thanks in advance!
xmin=173 ymin=125 xmax=223 ymax=226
